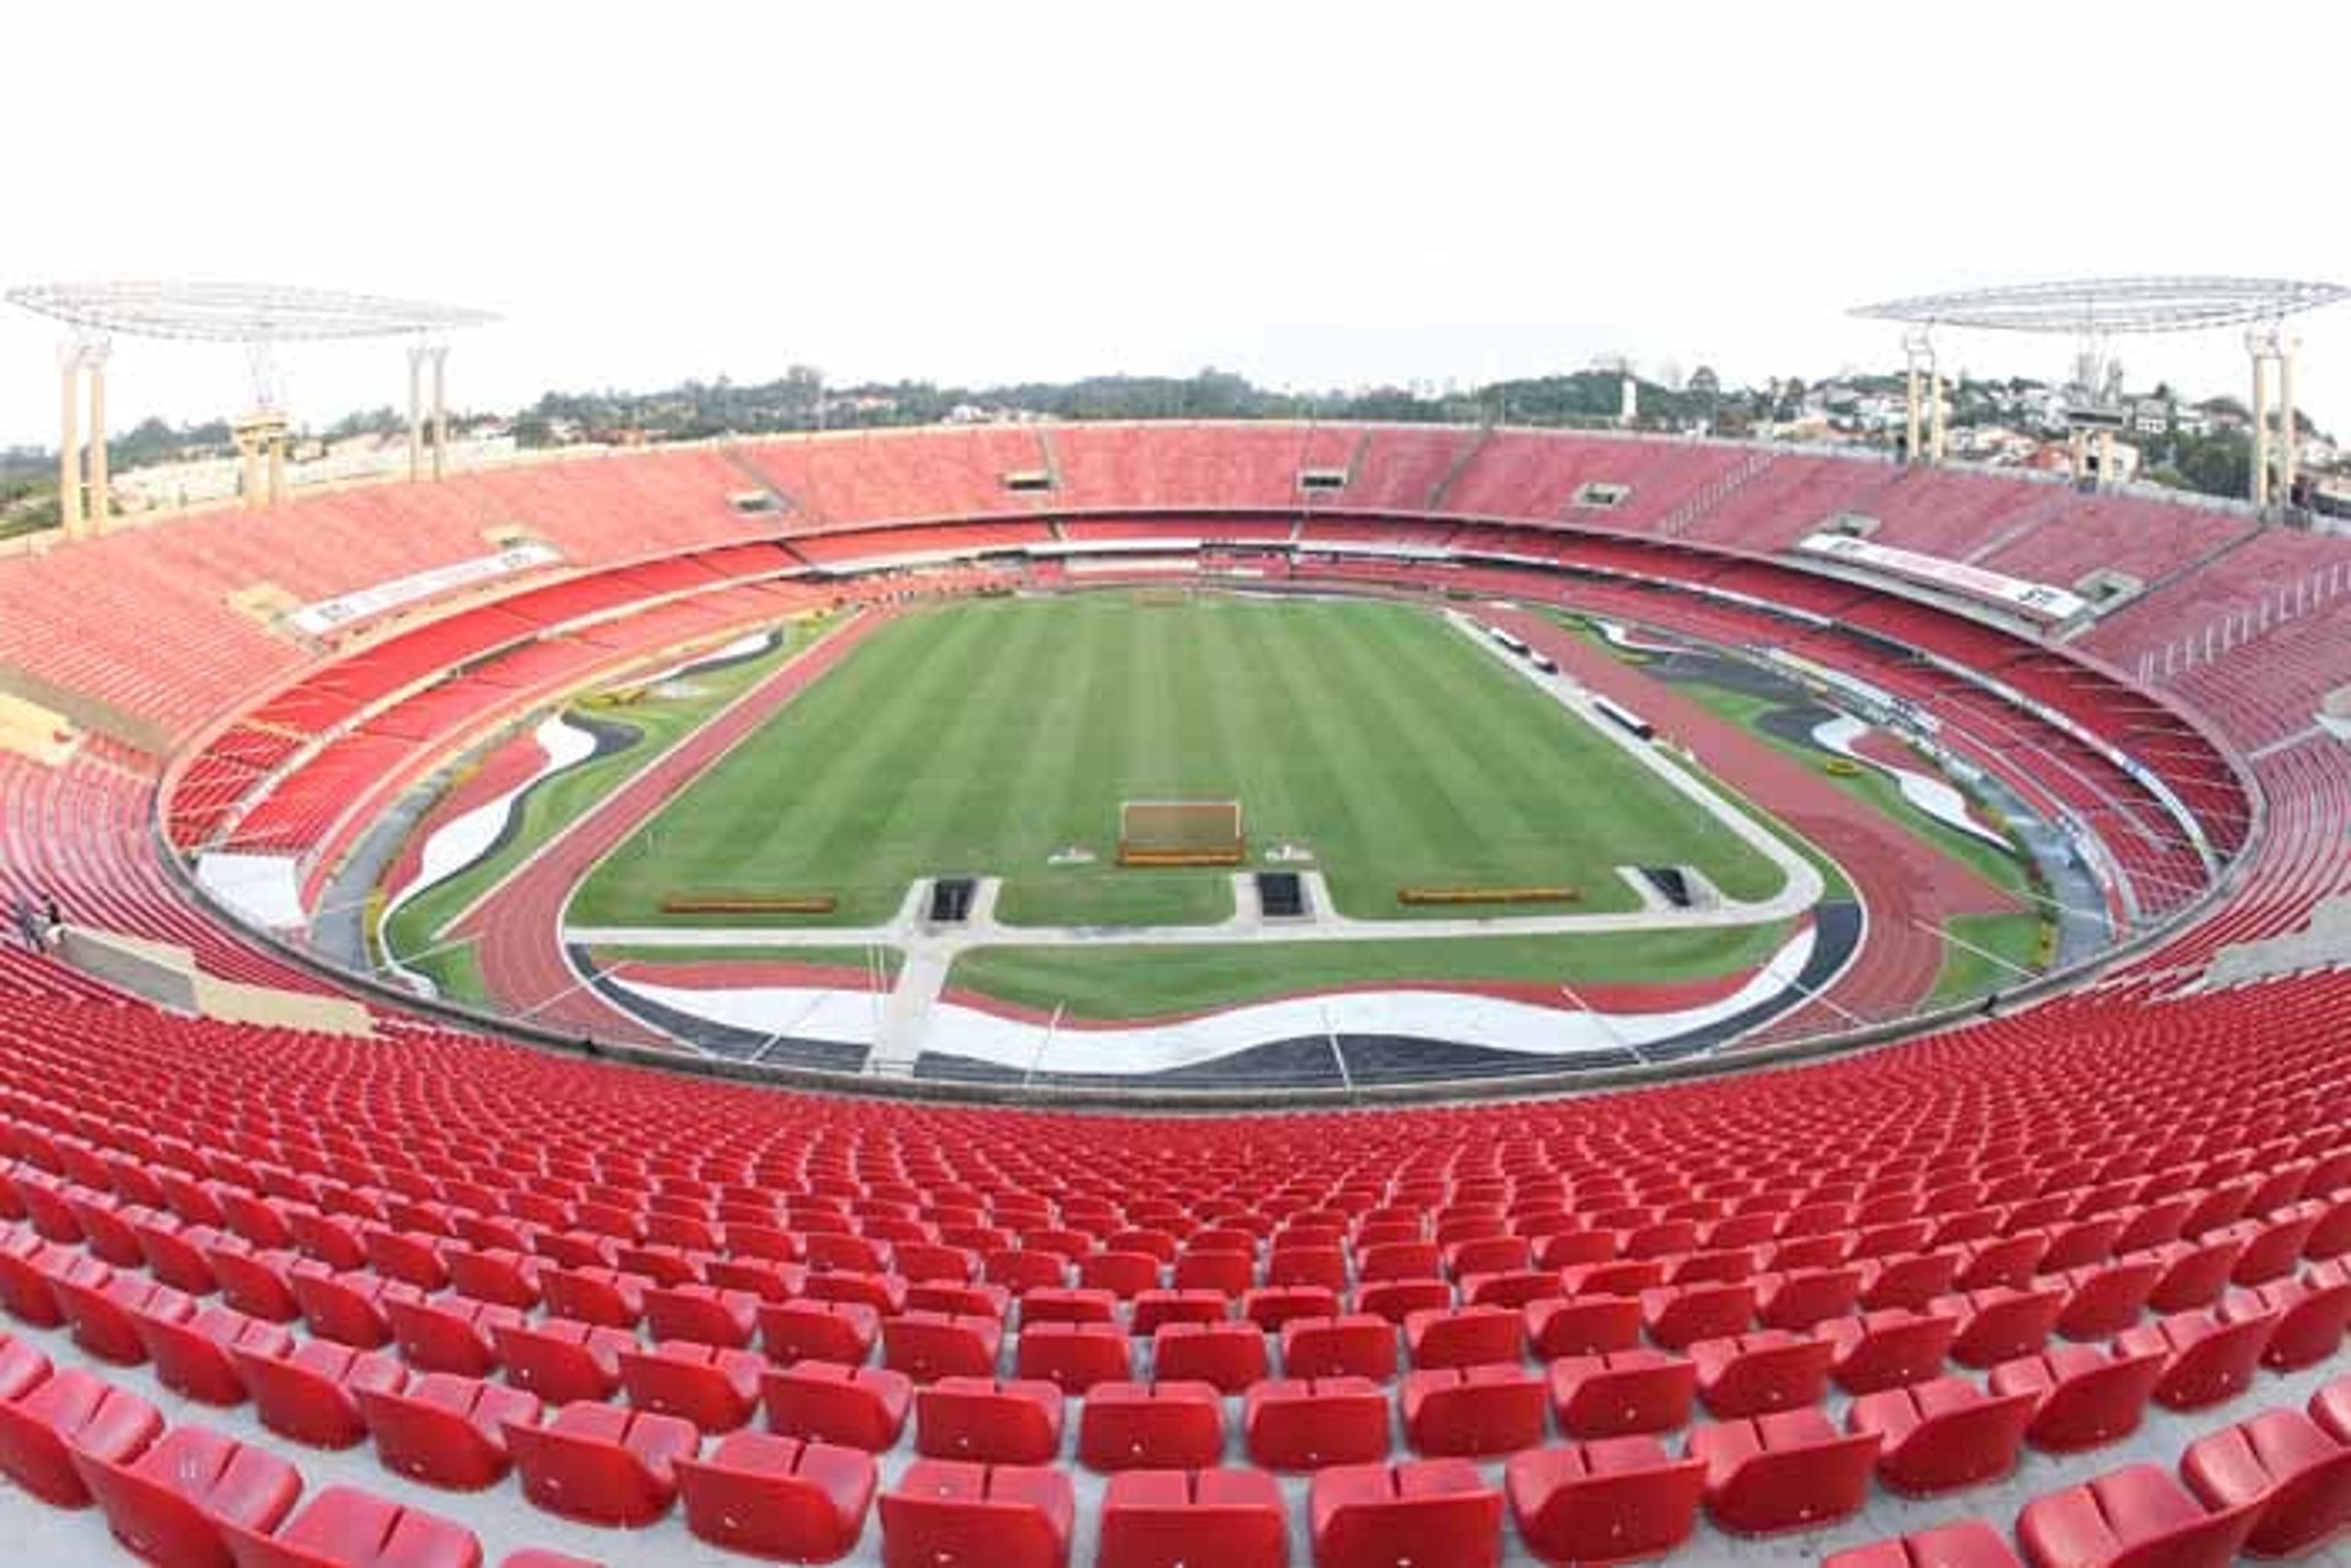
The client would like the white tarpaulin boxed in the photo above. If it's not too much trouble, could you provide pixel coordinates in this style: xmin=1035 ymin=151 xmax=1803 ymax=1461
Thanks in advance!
xmin=1798 ymin=533 xmax=2089 ymax=621
xmin=290 ymin=544 xmax=563 ymax=636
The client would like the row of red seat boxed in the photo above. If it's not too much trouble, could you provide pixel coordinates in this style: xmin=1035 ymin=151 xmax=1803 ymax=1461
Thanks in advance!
xmin=1834 ymin=1377 xmax=2351 ymax=1566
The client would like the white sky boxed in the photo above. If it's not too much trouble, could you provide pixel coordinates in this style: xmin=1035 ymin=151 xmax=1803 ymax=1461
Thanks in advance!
xmin=3 ymin=0 xmax=2347 ymax=446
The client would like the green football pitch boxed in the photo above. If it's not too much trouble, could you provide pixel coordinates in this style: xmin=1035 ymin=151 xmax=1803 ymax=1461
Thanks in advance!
xmin=568 ymin=593 xmax=1786 ymax=930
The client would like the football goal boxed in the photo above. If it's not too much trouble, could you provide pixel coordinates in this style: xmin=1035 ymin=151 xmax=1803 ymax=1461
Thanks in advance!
xmin=1118 ymin=799 xmax=1245 ymax=866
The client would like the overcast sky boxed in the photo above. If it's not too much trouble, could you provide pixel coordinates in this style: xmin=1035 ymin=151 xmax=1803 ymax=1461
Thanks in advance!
xmin=3 ymin=0 xmax=2347 ymax=446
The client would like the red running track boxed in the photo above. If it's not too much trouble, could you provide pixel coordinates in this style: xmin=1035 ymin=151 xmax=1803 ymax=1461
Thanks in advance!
xmin=452 ymin=609 xmax=902 ymax=1045
xmin=1483 ymin=606 xmax=2024 ymax=1028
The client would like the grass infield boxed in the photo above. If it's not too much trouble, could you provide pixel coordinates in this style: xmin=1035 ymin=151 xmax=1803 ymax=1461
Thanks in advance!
xmin=569 ymin=594 xmax=1786 ymax=931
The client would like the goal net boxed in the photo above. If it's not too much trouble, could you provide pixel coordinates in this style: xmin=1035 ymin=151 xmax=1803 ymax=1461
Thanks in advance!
xmin=1119 ymin=799 xmax=1245 ymax=866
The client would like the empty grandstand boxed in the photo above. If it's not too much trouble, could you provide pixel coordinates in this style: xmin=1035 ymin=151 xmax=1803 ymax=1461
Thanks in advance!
xmin=0 ymin=405 xmax=2344 ymax=1565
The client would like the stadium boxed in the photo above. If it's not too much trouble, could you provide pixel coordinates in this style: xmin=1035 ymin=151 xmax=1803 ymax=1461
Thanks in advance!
xmin=0 ymin=291 xmax=2349 ymax=1566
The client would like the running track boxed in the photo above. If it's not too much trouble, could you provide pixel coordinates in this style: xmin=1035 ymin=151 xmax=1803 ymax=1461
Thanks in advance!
xmin=461 ymin=589 xmax=2018 ymax=1051
xmin=454 ymin=609 xmax=901 ymax=1046
xmin=1484 ymin=606 xmax=2024 ymax=1030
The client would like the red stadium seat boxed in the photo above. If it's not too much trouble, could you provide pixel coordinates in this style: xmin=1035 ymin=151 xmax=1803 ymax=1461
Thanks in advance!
xmin=1690 ymin=1330 xmax=1834 ymax=1417
xmin=2015 ymin=1462 xmax=2259 ymax=1568
xmin=1688 ymin=1408 xmax=1879 ymax=1536
xmin=1525 ymin=1294 xmax=1643 ymax=1359
xmin=1845 ymin=1375 xmax=2035 ymax=1496
xmin=1989 ymin=1343 xmax=2167 ymax=1455
xmin=2145 ymin=1234 xmax=2249 ymax=1313
xmin=73 ymin=1424 xmax=302 ymax=1568
xmin=2118 ymin=1305 xmax=2278 ymax=1410
xmin=138 ymin=1307 xmax=293 ymax=1406
xmin=1353 ymin=1278 xmax=1453 ymax=1325
xmin=492 ymin=1319 xmax=634 ymax=1405
xmin=1243 ymin=1377 xmax=1392 ymax=1470
xmin=1246 ymin=1286 xmax=1340 ymax=1331
xmin=385 ymin=1296 xmax=525 ymax=1380
xmin=642 ymin=1283 xmax=759 ymax=1349
xmin=1823 ymin=1521 xmax=2024 ymax=1568
xmin=1930 ymin=1285 xmax=2067 ymax=1367
xmin=504 ymin=1401 xmax=698 ymax=1526
xmin=1014 ymin=1320 xmax=1131 ymax=1394
xmin=673 ymin=1431 xmax=876 ymax=1562
xmin=1822 ymin=1308 xmax=1960 ymax=1394
xmin=1309 ymin=1458 xmax=1502 ymax=1568
xmin=1755 ymin=1266 xmax=1863 ymax=1330
xmin=234 ymin=1338 xmax=404 ymax=1449
xmin=1547 ymin=1348 xmax=1697 ymax=1439
xmin=915 ymin=1376 xmax=1064 ymax=1465
xmin=615 ymin=1340 xmax=764 ymax=1432
xmin=2180 ymin=1408 xmax=2351 ymax=1558
xmin=1640 ymin=1281 xmax=1756 ymax=1350
xmin=760 ymin=1299 xmax=881 ymax=1367
xmin=1151 ymin=1321 xmax=1267 ymax=1394
xmin=874 ymin=1316 xmax=1001 ymax=1382
xmin=880 ymin=1460 xmax=1074 ymax=1568
xmin=2045 ymin=1258 xmax=2164 ymax=1341
xmin=357 ymin=1372 xmax=542 ymax=1491
xmin=1076 ymin=1380 xmax=1224 ymax=1471
xmin=762 ymin=1360 xmax=912 ymax=1452
xmin=1403 ymin=1303 xmax=1521 ymax=1368
xmin=1858 ymin=1249 xmax=1963 ymax=1312
xmin=2311 ymin=1372 xmax=2351 ymax=1443
xmin=1281 ymin=1314 xmax=1397 ymax=1381
xmin=1504 ymin=1437 xmax=1706 ymax=1566
xmin=538 ymin=1267 xmax=642 ymax=1329
xmin=223 ymin=1485 xmax=484 ymax=1568
xmin=1098 ymin=1468 xmax=1286 ymax=1568
xmin=1400 ymin=1364 xmax=1545 ymax=1457
xmin=1130 ymin=1288 xmax=1228 ymax=1334
xmin=0 ymin=1367 xmax=162 ymax=1506
xmin=2221 ymin=1271 xmax=2351 ymax=1370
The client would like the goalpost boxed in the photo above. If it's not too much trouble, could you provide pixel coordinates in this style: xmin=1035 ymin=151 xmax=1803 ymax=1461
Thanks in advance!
xmin=1118 ymin=799 xmax=1245 ymax=866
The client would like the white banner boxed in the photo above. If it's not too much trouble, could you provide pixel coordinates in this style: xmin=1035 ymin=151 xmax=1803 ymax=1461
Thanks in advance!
xmin=1798 ymin=533 xmax=2088 ymax=622
xmin=290 ymin=544 xmax=563 ymax=636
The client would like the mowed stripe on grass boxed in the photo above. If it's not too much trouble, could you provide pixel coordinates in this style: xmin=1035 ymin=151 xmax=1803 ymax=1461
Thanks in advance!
xmin=569 ymin=594 xmax=1783 ymax=929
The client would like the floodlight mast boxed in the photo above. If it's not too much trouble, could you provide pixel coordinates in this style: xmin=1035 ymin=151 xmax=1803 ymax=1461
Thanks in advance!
xmin=3 ymin=282 xmax=498 ymax=536
xmin=1853 ymin=277 xmax=2349 ymax=506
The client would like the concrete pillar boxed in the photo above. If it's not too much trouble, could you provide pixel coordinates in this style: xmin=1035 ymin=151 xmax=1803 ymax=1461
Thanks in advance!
xmin=1904 ymin=359 xmax=1922 ymax=464
xmin=244 ymin=430 xmax=266 ymax=509
xmin=1929 ymin=362 xmax=1947 ymax=465
xmin=2249 ymin=342 xmax=2271 ymax=509
xmin=407 ymin=344 xmax=426 ymax=483
xmin=2098 ymin=430 xmax=2116 ymax=490
xmin=57 ymin=346 xmax=83 ymax=538
xmin=2068 ymin=428 xmax=2088 ymax=486
xmin=429 ymin=346 xmax=449 ymax=481
xmin=2278 ymin=340 xmax=2298 ymax=506
xmin=84 ymin=347 xmax=108 ymax=531
xmin=267 ymin=433 xmax=287 ymax=505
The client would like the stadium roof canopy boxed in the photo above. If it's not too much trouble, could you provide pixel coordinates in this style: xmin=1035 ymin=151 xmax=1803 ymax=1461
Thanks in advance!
xmin=3 ymin=280 xmax=498 ymax=343
xmin=1853 ymin=276 xmax=2348 ymax=335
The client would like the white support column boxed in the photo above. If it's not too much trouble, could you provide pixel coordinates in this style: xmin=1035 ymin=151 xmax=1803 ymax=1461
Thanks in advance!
xmin=2278 ymin=338 xmax=2298 ymax=506
xmin=2248 ymin=331 xmax=2273 ymax=509
xmin=2098 ymin=429 xmax=2116 ymax=490
xmin=1929 ymin=359 xmax=1947 ymax=465
xmin=83 ymin=342 xmax=110 ymax=531
xmin=235 ymin=426 xmax=264 ymax=509
xmin=406 ymin=343 xmax=427 ymax=483
xmin=56 ymin=343 xmax=83 ymax=538
xmin=1904 ymin=359 xmax=1921 ymax=463
xmin=429 ymin=345 xmax=449 ymax=481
